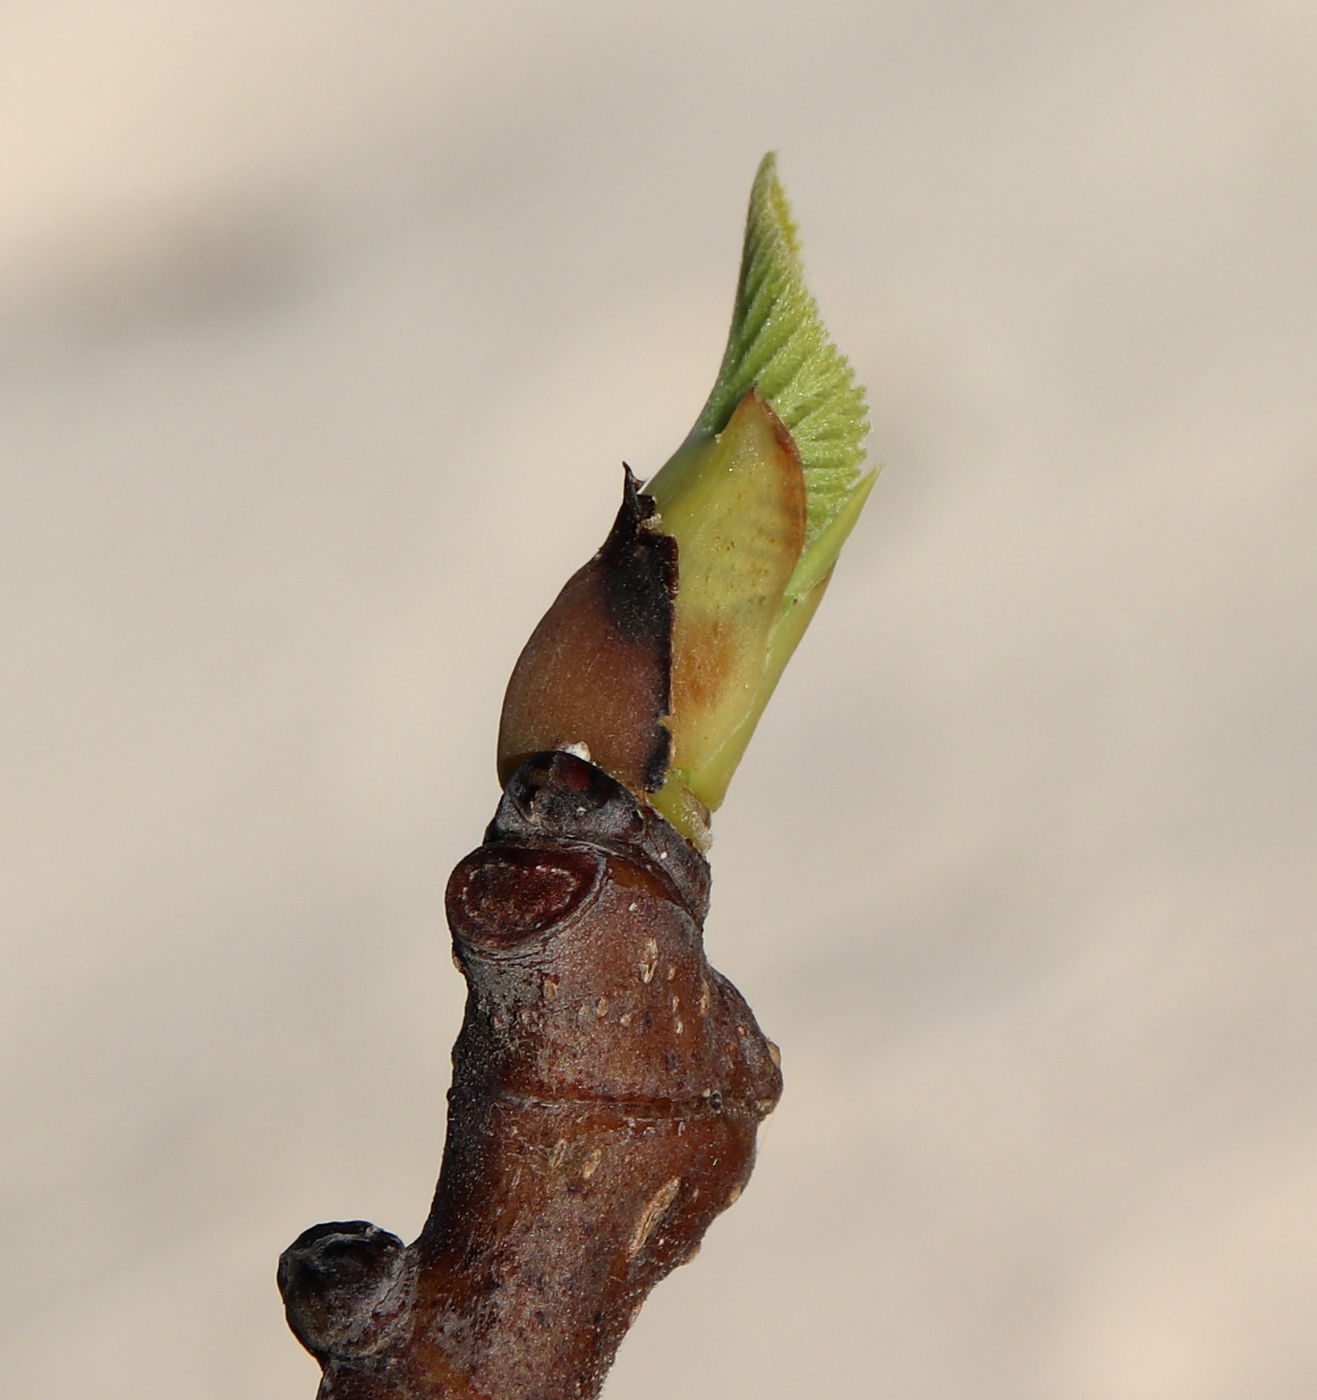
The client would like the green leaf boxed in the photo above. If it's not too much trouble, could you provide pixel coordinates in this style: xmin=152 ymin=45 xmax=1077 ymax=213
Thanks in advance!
xmin=684 ymin=152 xmax=871 ymax=580
xmin=644 ymin=155 xmax=877 ymax=843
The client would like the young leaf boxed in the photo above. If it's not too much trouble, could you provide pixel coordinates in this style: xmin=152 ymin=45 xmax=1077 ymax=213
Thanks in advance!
xmin=495 ymin=154 xmax=875 ymax=848
xmin=646 ymin=154 xmax=877 ymax=841
xmin=670 ymin=152 xmax=872 ymax=562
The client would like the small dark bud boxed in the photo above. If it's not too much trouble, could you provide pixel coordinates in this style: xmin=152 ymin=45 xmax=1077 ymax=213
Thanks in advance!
xmin=278 ymin=1220 xmax=405 ymax=1363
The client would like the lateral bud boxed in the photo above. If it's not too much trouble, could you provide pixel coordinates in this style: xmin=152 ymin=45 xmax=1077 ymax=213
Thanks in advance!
xmin=277 ymin=1220 xmax=406 ymax=1364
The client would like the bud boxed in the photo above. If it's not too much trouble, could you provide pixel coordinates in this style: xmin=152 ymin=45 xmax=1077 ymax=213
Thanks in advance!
xmin=499 ymin=154 xmax=877 ymax=847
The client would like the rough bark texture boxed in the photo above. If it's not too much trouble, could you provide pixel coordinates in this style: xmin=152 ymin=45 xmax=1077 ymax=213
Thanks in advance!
xmin=280 ymin=750 xmax=782 ymax=1399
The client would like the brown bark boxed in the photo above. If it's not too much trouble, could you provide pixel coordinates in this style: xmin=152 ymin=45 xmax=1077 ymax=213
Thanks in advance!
xmin=280 ymin=751 xmax=782 ymax=1399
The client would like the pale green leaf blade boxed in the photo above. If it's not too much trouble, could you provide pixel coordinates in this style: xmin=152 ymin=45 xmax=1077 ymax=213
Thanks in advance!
xmin=693 ymin=152 xmax=870 ymax=564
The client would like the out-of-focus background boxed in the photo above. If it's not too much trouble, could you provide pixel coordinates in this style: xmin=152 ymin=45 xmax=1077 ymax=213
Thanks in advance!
xmin=4 ymin=4 xmax=1315 ymax=1397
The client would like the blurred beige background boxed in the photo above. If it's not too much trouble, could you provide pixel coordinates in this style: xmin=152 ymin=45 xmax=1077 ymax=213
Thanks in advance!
xmin=3 ymin=3 xmax=1315 ymax=1397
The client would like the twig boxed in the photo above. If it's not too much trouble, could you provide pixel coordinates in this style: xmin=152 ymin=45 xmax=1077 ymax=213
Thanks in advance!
xmin=279 ymin=153 xmax=875 ymax=1400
